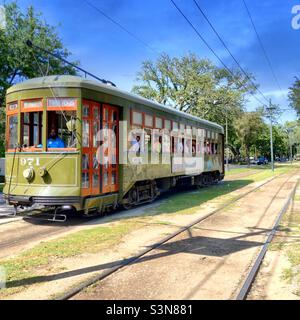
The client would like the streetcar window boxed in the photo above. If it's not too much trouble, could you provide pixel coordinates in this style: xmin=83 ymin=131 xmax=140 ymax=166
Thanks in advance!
xmin=164 ymin=120 xmax=171 ymax=131
xmin=145 ymin=114 xmax=153 ymax=128
xmin=132 ymin=111 xmax=143 ymax=126
xmin=215 ymin=143 xmax=219 ymax=155
xmin=7 ymin=115 xmax=18 ymax=150
xmin=47 ymin=111 xmax=77 ymax=149
xmin=21 ymin=112 xmax=43 ymax=148
xmin=155 ymin=117 xmax=163 ymax=129
xmin=192 ymin=140 xmax=196 ymax=156
xmin=153 ymin=133 xmax=162 ymax=154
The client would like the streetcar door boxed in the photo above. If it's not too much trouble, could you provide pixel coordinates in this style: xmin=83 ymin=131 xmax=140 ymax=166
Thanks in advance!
xmin=82 ymin=100 xmax=101 ymax=196
xmin=102 ymin=104 xmax=119 ymax=194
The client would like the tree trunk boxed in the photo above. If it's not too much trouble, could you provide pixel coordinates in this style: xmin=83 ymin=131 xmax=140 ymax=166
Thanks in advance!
xmin=246 ymin=146 xmax=250 ymax=167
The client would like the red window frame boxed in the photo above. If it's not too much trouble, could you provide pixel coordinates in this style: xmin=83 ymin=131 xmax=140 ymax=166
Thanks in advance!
xmin=21 ymin=99 xmax=43 ymax=113
xmin=19 ymin=99 xmax=43 ymax=152
xmin=6 ymin=112 xmax=19 ymax=152
xmin=144 ymin=113 xmax=154 ymax=128
xmin=154 ymin=116 xmax=164 ymax=129
xmin=21 ymin=111 xmax=43 ymax=149
xmin=164 ymin=119 xmax=172 ymax=131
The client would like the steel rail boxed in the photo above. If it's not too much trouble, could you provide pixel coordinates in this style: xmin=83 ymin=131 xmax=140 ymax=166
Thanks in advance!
xmin=236 ymin=177 xmax=300 ymax=300
xmin=57 ymin=170 xmax=297 ymax=300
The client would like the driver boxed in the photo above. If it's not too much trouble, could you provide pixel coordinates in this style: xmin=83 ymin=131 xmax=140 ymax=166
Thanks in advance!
xmin=47 ymin=128 xmax=65 ymax=148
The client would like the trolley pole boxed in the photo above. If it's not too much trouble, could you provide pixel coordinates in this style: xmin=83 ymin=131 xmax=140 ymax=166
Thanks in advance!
xmin=266 ymin=100 xmax=275 ymax=172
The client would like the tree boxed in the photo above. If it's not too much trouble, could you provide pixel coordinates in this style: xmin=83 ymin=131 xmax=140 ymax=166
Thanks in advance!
xmin=234 ymin=112 xmax=265 ymax=166
xmin=0 ymin=2 xmax=78 ymax=156
xmin=0 ymin=2 xmax=78 ymax=108
xmin=289 ymin=77 xmax=300 ymax=117
xmin=285 ymin=120 xmax=300 ymax=155
xmin=132 ymin=53 xmax=257 ymax=127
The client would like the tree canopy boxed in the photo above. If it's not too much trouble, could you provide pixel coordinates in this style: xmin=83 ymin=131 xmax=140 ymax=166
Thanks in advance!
xmin=0 ymin=1 xmax=79 ymax=156
xmin=289 ymin=78 xmax=300 ymax=118
xmin=0 ymin=1 xmax=78 ymax=107
xmin=132 ymin=53 xmax=257 ymax=126
xmin=233 ymin=111 xmax=265 ymax=164
xmin=132 ymin=53 xmax=299 ymax=163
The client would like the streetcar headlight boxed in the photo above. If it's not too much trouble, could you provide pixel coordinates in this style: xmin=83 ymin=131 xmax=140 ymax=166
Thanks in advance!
xmin=23 ymin=168 xmax=34 ymax=181
xmin=38 ymin=167 xmax=48 ymax=177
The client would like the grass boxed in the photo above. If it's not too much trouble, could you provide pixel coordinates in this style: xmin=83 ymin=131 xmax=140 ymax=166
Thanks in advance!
xmin=149 ymin=164 xmax=295 ymax=217
xmin=268 ymin=181 xmax=300 ymax=296
xmin=0 ymin=219 xmax=144 ymax=297
xmin=225 ymin=166 xmax=267 ymax=176
xmin=0 ymin=163 xmax=297 ymax=298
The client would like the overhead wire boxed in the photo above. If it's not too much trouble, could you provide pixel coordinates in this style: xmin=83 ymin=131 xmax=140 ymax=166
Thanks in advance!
xmin=242 ymin=0 xmax=285 ymax=97
xmin=84 ymin=0 xmax=159 ymax=55
xmin=170 ymin=0 xmax=267 ymax=108
xmin=192 ymin=0 xmax=269 ymax=105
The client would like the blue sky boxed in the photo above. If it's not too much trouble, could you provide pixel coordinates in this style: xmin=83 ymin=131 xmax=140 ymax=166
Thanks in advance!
xmin=6 ymin=0 xmax=300 ymax=123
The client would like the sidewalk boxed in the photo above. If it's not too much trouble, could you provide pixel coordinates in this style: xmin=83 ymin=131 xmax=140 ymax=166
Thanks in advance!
xmin=0 ymin=193 xmax=20 ymax=225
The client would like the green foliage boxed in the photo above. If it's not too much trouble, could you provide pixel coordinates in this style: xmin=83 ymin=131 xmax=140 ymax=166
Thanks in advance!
xmin=132 ymin=53 xmax=256 ymax=126
xmin=234 ymin=111 xmax=265 ymax=163
xmin=0 ymin=1 xmax=79 ymax=156
xmin=289 ymin=78 xmax=300 ymax=117
xmin=132 ymin=53 xmax=297 ymax=162
xmin=255 ymin=124 xmax=289 ymax=159
xmin=285 ymin=120 xmax=300 ymax=155
xmin=0 ymin=1 xmax=78 ymax=106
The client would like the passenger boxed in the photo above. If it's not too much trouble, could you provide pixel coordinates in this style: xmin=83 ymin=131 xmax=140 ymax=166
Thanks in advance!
xmin=131 ymin=135 xmax=141 ymax=156
xmin=47 ymin=128 xmax=65 ymax=148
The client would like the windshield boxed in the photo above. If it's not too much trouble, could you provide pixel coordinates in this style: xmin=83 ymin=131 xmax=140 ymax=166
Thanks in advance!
xmin=21 ymin=111 xmax=43 ymax=148
xmin=47 ymin=110 xmax=77 ymax=149
xmin=7 ymin=115 xmax=18 ymax=150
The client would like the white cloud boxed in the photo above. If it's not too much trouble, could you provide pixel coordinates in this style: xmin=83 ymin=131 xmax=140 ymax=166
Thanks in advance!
xmin=264 ymin=89 xmax=289 ymax=99
xmin=0 ymin=5 xmax=6 ymax=30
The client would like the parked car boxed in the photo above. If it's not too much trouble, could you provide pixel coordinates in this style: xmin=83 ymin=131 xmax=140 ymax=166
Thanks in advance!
xmin=257 ymin=156 xmax=268 ymax=165
xmin=249 ymin=157 xmax=257 ymax=165
xmin=0 ymin=158 xmax=4 ymax=177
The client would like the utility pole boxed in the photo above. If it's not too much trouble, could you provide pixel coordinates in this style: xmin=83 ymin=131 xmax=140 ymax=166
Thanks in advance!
xmin=266 ymin=100 xmax=275 ymax=172
xmin=226 ymin=113 xmax=229 ymax=171
xmin=269 ymin=118 xmax=274 ymax=172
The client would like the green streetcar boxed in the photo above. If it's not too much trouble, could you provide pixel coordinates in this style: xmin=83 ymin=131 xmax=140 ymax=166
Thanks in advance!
xmin=3 ymin=75 xmax=224 ymax=220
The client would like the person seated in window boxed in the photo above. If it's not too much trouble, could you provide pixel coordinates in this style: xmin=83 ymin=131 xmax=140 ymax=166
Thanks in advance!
xmin=47 ymin=128 xmax=65 ymax=148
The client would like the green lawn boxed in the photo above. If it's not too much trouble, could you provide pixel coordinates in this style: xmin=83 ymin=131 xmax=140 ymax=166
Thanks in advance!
xmin=0 ymin=163 xmax=297 ymax=298
xmin=272 ymin=186 xmax=300 ymax=296
xmin=151 ymin=164 xmax=295 ymax=216
xmin=0 ymin=218 xmax=146 ymax=297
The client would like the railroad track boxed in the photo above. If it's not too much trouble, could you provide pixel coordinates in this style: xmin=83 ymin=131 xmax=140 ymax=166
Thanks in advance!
xmin=0 ymin=167 xmax=290 ymax=226
xmin=236 ymin=177 xmax=300 ymax=300
xmin=58 ymin=169 xmax=299 ymax=300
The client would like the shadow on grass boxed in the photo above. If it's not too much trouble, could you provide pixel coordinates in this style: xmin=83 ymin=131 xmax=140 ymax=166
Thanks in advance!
xmin=4 ymin=228 xmax=266 ymax=290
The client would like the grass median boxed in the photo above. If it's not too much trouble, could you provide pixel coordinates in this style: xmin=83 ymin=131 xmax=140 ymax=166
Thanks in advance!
xmin=0 ymin=163 xmax=297 ymax=298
